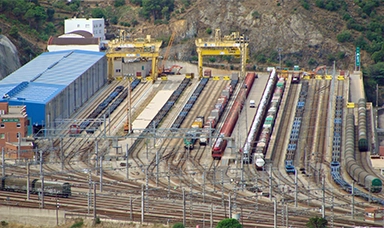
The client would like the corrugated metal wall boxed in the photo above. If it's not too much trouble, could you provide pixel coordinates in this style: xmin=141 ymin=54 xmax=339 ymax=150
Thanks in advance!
xmin=46 ymin=56 xmax=107 ymax=127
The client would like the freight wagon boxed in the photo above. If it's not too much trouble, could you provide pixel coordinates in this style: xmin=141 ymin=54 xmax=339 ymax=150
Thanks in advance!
xmin=1 ymin=176 xmax=71 ymax=197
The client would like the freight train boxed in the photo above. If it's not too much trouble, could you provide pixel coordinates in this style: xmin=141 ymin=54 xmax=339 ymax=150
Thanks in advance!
xmin=331 ymin=96 xmax=383 ymax=204
xmin=284 ymin=81 xmax=309 ymax=174
xmin=200 ymin=75 xmax=238 ymax=145
xmin=1 ymin=176 xmax=71 ymax=197
xmin=358 ymin=98 xmax=368 ymax=151
xmin=70 ymin=80 xmax=141 ymax=135
xmin=253 ymin=77 xmax=285 ymax=169
xmin=171 ymin=78 xmax=209 ymax=129
xmin=242 ymin=70 xmax=275 ymax=164
xmin=345 ymin=113 xmax=382 ymax=193
xmin=212 ymin=72 xmax=256 ymax=159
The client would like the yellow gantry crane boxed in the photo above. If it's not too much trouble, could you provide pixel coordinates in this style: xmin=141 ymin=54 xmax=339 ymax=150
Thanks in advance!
xmin=107 ymin=31 xmax=163 ymax=82
xmin=195 ymin=29 xmax=249 ymax=79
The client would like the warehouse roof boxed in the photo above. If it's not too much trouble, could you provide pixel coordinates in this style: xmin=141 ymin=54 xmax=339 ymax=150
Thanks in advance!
xmin=0 ymin=50 xmax=105 ymax=104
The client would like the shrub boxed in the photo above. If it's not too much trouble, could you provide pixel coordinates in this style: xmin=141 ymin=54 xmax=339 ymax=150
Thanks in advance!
xmin=209 ymin=57 xmax=216 ymax=62
xmin=336 ymin=30 xmax=353 ymax=43
xmin=252 ymin=10 xmax=260 ymax=19
xmin=172 ymin=222 xmax=185 ymax=228
xmin=114 ymin=0 xmax=125 ymax=7
xmin=1 ymin=221 xmax=8 ymax=227
xmin=206 ymin=28 xmax=212 ymax=35
xmin=70 ymin=219 xmax=84 ymax=228
xmin=9 ymin=26 xmax=19 ymax=38
xmin=308 ymin=58 xmax=317 ymax=66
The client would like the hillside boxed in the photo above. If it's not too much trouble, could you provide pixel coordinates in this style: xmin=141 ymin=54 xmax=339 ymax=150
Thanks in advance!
xmin=1 ymin=0 xmax=384 ymax=101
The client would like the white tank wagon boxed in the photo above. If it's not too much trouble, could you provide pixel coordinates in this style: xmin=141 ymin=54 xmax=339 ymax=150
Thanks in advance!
xmin=241 ymin=69 xmax=277 ymax=164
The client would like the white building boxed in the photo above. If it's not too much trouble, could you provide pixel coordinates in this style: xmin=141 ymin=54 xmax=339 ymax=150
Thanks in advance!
xmin=64 ymin=18 xmax=105 ymax=40
xmin=47 ymin=31 xmax=100 ymax=52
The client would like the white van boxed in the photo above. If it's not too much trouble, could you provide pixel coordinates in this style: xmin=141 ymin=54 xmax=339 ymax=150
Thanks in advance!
xmin=250 ymin=100 xmax=256 ymax=108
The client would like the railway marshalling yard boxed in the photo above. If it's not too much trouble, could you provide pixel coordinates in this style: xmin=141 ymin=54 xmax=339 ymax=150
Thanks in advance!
xmin=0 ymin=66 xmax=383 ymax=228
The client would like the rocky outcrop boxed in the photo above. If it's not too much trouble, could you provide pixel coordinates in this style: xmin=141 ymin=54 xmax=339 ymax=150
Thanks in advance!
xmin=0 ymin=35 xmax=20 ymax=79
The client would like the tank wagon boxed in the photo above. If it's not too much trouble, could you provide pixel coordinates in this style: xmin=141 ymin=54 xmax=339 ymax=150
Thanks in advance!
xmin=171 ymin=78 xmax=209 ymax=129
xmin=200 ymin=76 xmax=239 ymax=145
xmin=345 ymin=113 xmax=382 ymax=193
xmin=242 ymin=70 xmax=275 ymax=164
xmin=331 ymin=96 xmax=383 ymax=203
xmin=212 ymin=72 xmax=255 ymax=159
xmin=1 ymin=176 xmax=71 ymax=197
xmin=284 ymin=81 xmax=309 ymax=174
xmin=358 ymin=98 xmax=368 ymax=151
xmin=253 ymin=77 xmax=285 ymax=169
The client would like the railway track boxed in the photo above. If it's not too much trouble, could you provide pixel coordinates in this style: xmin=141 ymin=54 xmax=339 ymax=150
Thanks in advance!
xmin=2 ymin=76 xmax=380 ymax=227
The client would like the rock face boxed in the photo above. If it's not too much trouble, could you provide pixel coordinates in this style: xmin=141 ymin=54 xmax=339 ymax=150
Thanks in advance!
xmin=133 ymin=0 xmax=355 ymax=68
xmin=0 ymin=35 xmax=21 ymax=80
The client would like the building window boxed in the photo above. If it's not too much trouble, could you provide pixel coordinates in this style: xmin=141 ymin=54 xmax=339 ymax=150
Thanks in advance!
xmin=99 ymin=30 xmax=102 ymax=34
xmin=16 ymin=122 xmax=21 ymax=128
xmin=0 ymin=123 xmax=4 ymax=128
xmin=0 ymin=133 xmax=4 ymax=139
xmin=116 ymin=69 xmax=121 ymax=73
xmin=85 ymin=24 xmax=90 ymax=28
xmin=77 ymin=24 xmax=80 ymax=28
xmin=16 ymin=132 xmax=20 ymax=138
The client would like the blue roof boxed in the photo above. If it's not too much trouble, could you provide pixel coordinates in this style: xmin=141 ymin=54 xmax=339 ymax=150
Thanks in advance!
xmin=0 ymin=50 xmax=105 ymax=104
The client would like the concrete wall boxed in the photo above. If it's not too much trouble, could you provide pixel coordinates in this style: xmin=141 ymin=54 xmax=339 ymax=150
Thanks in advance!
xmin=0 ymin=206 xmax=65 ymax=227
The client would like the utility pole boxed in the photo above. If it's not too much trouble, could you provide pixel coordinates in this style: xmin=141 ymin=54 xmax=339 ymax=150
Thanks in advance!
xmin=39 ymin=150 xmax=44 ymax=208
xmin=99 ymin=155 xmax=103 ymax=192
xmin=27 ymin=163 xmax=30 ymax=200
xmin=269 ymin=164 xmax=272 ymax=201
xmin=141 ymin=185 xmax=144 ymax=224
xmin=183 ymin=188 xmax=186 ymax=227
xmin=322 ymin=176 xmax=325 ymax=218
xmin=93 ymin=183 xmax=97 ymax=223
xmin=273 ymin=198 xmax=277 ymax=228
xmin=294 ymin=169 xmax=298 ymax=207
xmin=1 ymin=148 xmax=4 ymax=177
xmin=126 ymin=144 xmax=129 ymax=180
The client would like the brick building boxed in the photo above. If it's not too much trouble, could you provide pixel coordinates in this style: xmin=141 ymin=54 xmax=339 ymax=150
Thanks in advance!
xmin=0 ymin=102 xmax=33 ymax=159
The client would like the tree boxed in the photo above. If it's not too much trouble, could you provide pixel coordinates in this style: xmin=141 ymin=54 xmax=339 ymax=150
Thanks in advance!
xmin=216 ymin=218 xmax=242 ymax=228
xmin=91 ymin=8 xmax=105 ymax=18
xmin=46 ymin=8 xmax=55 ymax=21
xmin=172 ymin=222 xmax=184 ymax=228
xmin=306 ymin=216 xmax=328 ymax=228
xmin=114 ymin=0 xmax=126 ymax=7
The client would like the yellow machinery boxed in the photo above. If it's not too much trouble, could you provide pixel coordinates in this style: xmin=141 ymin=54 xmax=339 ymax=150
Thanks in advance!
xmin=195 ymin=29 xmax=249 ymax=79
xmin=107 ymin=31 xmax=162 ymax=82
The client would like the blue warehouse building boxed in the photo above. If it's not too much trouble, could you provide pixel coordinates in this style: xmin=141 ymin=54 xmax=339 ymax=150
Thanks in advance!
xmin=0 ymin=50 xmax=107 ymax=133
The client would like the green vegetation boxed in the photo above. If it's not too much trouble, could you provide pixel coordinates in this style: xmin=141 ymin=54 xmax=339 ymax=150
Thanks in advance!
xmin=336 ymin=30 xmax=353 ymax=43
xmin=172 ymin=222 xmax=185 ymax=228
xmin=206 ymin=28 xmax=212 ymax=35
xmin=0 ymin=221 xmax=8 ymax=227
xmin=252 ymin=10 xmax=260 ymax=19
xmin=70 ymin=218 xmax=84 ymax=228
xmin=216 ymin=218 xmax=242 ymax=228
xmin=306 ymin=216 xmax=327 ymax=228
